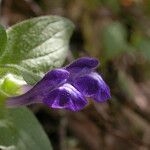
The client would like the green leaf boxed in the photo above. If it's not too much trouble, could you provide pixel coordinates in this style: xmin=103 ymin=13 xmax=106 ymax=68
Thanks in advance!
xmin=0 ymin=77 xmax=52 ymax=149
xmin=0 ymin=25 xmax=7 ymax=56
xmin=0 ymin=16 xmax=74 ymax=84
xmin=102 ymin=22 xmax=128 ymax=60
xmin=0 ymin=107 xmax=53 ymax=150
xmin=0 ymin=145 xmax=15 ymax=150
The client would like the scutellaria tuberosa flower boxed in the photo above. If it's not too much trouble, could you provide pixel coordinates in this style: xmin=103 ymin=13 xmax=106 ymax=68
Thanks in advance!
xmin=7 ymin=57 xmax=111 ymax=111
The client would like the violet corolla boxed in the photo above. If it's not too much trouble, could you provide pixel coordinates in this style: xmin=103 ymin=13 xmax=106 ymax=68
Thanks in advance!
xmin=6 ymin=57 xmax=111 ymax=111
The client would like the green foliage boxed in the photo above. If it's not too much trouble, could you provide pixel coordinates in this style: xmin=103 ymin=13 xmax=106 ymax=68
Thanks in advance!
xmin=137 ymin=38 xmax=150 ymax=61
xmin=0 ymin=76 xmax=52 ymax=149
xmin=102 ymin=22 xmax=129 ymax=60
xmin=0 ymin=15 xmax=74 ymax=150
xmin=0 ymin=16 xmax=74 ymax=84
xmin=131 ymin=32 xmax=150 ymax=61
xmin=0 ymin=25 xmax=7 ymax=57
xmin=0 ymin=107 xmax=53 ymax=150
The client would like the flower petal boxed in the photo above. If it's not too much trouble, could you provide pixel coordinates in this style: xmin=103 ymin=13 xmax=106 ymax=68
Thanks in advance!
xmin=74 ymin=72 xmax=111 ymax=102
xmin=65 ymin=57 xmax=99 ymax=73
xmin=6 ymin=69 xmax=69 ymax=107
xmin=37 ymin=68 xmax=70 ymax=90
xmin=43 ymin=83 xmax=87 ymax=111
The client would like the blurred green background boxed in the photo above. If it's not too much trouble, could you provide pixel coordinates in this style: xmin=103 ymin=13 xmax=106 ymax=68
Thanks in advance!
xmin=0 ymin=0 xmax=150 ymax=150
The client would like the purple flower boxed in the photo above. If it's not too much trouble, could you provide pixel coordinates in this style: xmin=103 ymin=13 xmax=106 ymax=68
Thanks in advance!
xmin=6 ymin=57 xmax=111 ymax=111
